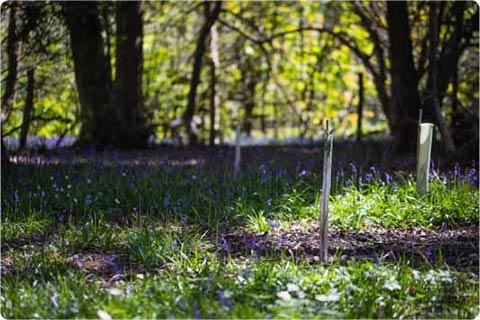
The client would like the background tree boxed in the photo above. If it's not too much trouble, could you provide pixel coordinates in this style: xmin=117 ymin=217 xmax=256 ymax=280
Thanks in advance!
xmin=183 ymin=1 xmax=222 ymax=145
xmin=113 ymin=1 xmax=150 ymax=148
xmin=63 ymin=2 xmax=113 ymax=147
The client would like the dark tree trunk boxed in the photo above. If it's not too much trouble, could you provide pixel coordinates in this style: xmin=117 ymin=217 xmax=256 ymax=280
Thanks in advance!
xmin=386 ymin=1 xmax=422 ymax=153
xmin=243 ymin=69 xmax=257 ymax=137
xmin=183 ymin=1 xmax=222 ymax=145
xmin=1 ymin=140 xmax=9 ymax=167
xmin=102 ymin=3 xmax=113 ymax=89
xmin=63 ymin=2 xmax=113 ymax=147
xmin=425 ymin=2 xmax=456 ymax=154
xmin=113 ymin=1 xmax=150 ymax=148
xmin=1 ymin=3 xmax=18 ymax=124
xmin=208 ymin=60 xmax=217 ymax=146
xmin=1 ymin=4 xmax=18 ymax=163
xmin=19 ymin=69 xmax=35 ymax=150
xmin=425 ymin=2 xmax=470 ymax=117
xmin=356 ymin=72 xmax=364 ymax=143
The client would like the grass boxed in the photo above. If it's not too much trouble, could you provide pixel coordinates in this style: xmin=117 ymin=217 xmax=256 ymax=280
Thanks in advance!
xmin=1 ymin=149 xmax=478 ymax=318
xmin=2 ymin=254 xmax=477 ymax=318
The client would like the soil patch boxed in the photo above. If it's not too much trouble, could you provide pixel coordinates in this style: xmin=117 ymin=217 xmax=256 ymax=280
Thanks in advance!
xmin=222 ymin=224 xmax=479 ymax=273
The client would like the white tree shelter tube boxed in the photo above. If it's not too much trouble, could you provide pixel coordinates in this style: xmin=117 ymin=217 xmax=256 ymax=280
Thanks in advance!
xmin=416 ymin=123 xmax=434 ymax=195
xmin=319 ymin=123 xmax=333 ymax=263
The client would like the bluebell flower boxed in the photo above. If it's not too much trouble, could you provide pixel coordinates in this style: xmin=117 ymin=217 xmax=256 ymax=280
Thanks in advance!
xmin=467 ymin=168 xmax=478 ymax=186
xmin=84 ymin=194 xmax=93 ymax=206
xmin=217 ymin=290 xmax=233 ymax=308
xmin=219 ymin=235 xmax=229 ymax=253
xmin=163 ymin=195 xmax=171 ymax=209
xmin=107 ymin=256 xmax=121 ymax=276
xmin=278 ymin=233 xmax=287 ymax=250
xmin=349 ymin=163 xmax=357 ymax=175
xmin=425 ymin=247 xmax=433 ymax=258
xmin=441 ymin=223 xmax=448 ymax=241
xmin=384 ymin=173 xmax=392 ymax=184
xmin=365 ymin=173 xmax=373 ymax=183
xmin=266 ymin=198 xmax=273 ymax=210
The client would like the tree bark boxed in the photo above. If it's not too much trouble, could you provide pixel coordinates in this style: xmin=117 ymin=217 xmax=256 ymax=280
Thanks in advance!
xmin=183 ymin=1 xmax=222 ymax=145
xmin=63 ymin=2 xmax=113 ymax=147
xmin=1 ymin=3 xmax=19 ymax=125
xmin=102 ymin=3 xmax=113 ymax=89
xmin=243 ymin=67 xmax=257 ymax=137
xmin=386 ymin=1 xmax=422 ymax=153
xmin=425 ymin=2 xmax=456 ymax=154
xmin=19 ymin=69 xmax=35 ymax=150
xmin=356 ymin=72 xmax=364 ymax=143
xmin=113 ymin=1 xmax=150 ymax=148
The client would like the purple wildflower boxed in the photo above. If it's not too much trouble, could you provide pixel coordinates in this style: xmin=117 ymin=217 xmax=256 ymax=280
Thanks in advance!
xmin=467 ymin=168 xmax=478 ymax=186
xmin=84 ymin=194 xmax=93 ymax=206
xmin=219 ymin=235 xmax=229 ymax=253
xmin=453 ymin=163 xmax=460 ymax=180
xmin=107 ymin=256 xmax=122 ymax=276
xmin=163 ymin=195 xmax=171 ymax=209
xmin=441 ymin=223 xmax=448 ymax=241
xmin=217 ymin=290 xmax=234 ymax=308
xmin=425 ymin=246 xmax=433 ymax=258
xmin=278 ymin=233 xmax=287 ymax=250
xmin=365 ymin=173 xmax=373 ymax=183
xmin=385 ymin=173 xmax=392 ymax=184
xmin=266 ymin=198 xmax=273 ymax=210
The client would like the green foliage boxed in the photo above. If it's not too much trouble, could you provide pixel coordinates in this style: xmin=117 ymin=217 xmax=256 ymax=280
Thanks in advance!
xmin=2 ymin=159 xmax=478 ymax=318
xmin=2 ymin=257 xmax=478 ymax=318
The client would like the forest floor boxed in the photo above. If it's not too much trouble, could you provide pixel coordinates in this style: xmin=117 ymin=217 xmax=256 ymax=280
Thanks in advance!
xmin=2 ymin=144 xmax=479 ymax=318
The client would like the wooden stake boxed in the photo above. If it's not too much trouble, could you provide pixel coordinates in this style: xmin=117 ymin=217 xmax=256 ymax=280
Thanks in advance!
xmin=356 ymin=72 xmax=364 ymax=143
xmin=319 ymin=120 xmax=333 ymax=263
xmin=416 ymin=122 xmax=434 ymax=195
xmin=416 ymin=109 xmax=423 ymax=165
xmin=233 ymin=122 xmax=241 ymax=178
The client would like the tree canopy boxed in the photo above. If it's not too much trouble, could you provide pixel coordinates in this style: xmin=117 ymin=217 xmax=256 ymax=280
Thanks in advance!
xmin=1 ymin=1 xmax=478 ymax=156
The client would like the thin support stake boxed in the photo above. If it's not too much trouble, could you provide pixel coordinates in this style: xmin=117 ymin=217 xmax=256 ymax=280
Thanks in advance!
xmin=233 ymin=122 xmax=241 ymax=178
xmin=319 ymin=120 xmax=333 ymax=263
xmin=416 ymin=109 xmax=423 ymax=165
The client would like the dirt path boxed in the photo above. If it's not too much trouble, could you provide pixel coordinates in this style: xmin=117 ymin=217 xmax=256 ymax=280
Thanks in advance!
xmin=222 ymin=224 xmax=479 ymax=274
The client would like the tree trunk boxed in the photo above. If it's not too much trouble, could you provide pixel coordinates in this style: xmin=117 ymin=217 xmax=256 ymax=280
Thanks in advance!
xmin=425 ymin=2 xmax=456 ymax=155
xmin=113 ymin=1 xmax=149 ymax=148
xmin=386 ymin=1 xmax=422 ymax=153
xmin=19 ymin=69 xmax=35 ymax=150
xmin=209 ymin=24 xmax=220 ymax=146
xmin=356 ymin=72 xmax=364 ymax=143
xmin=63 ymin=2 xmax=113 ymax=147
xmin=183 ymin=1 xmax=222 ymax=145
xmin=1 ymin=140 xmax=9 ymax=166
xmin=1 ymin=3 xmax=18 ymax=163
xmin=1 ymin=3 xmax=19 ymax=125
xmin=102 ymin=3 xmax=113 ymax=89
xmin=243 ymin=69 xmax=257 ymax=137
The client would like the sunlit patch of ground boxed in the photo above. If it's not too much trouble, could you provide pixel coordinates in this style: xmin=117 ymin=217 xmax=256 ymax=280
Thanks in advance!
xmin=222 ymin=223 xmax=479 ymax=274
